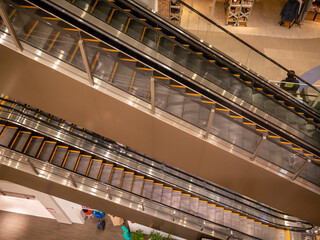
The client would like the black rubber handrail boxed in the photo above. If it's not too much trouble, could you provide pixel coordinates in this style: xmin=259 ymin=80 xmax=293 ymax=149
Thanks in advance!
xmin=175 ymin=0 xmax=320 ymax=94
xmin=123 ymin=0 xmax=320 ymax=120
xmin=1 ymin=0 xmax=318 ymax=219
xmin=0 ymin=97 xmax=313 ymax=230
xmin=21 ymin=0 xmax=320 ymax=155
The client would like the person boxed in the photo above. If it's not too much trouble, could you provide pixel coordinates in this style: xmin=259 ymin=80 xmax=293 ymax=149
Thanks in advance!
xmin=280 ymin=0 xmax=300 ymax=22
xmin=280 ymin=70 xmax=300 ymax=95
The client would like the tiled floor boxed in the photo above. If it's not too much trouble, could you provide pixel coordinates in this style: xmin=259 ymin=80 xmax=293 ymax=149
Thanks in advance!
xmin=0 ymin=211 xmax=123 ymax=240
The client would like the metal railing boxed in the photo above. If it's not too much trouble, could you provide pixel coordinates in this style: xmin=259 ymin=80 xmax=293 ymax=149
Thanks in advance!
xmin=0 ymin=97 xmax=313 ymax=231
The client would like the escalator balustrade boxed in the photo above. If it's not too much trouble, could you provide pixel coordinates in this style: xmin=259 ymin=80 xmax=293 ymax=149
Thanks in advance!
xmin=1 ymin=1 xmax=320 ymax=167
xmin=0 ymin=96 xmax=314 ymax=239
xmin=2 ymin=0 xmax=320 ymax=157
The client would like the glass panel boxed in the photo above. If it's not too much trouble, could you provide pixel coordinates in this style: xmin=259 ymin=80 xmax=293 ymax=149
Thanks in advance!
xmin=258 ymin=139 xmax=306 ymax=174
xmin=300 ymin=162 xmax=320 ymax=186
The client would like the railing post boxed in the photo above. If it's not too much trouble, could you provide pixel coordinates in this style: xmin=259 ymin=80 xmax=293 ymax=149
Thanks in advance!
xmin=78 ymin=38 xmax=94 ymax=85
xmin=0 ymin=0 xmax=22 ymax=51
xmin=204 ymin=108 xmax=215 ymax=139
xmin=292 ymin=159 xmax=311 ymax=180
xmin=26 ymin=159 xmax=39 ymax=175
xmin=251 ymin=136 xmax=266 ymax=161
xmin=68 ymin=174 xmax=77 ymax=188
xmin=150 ymin=77 xmax=155 ymax=114
xmin=106 ymin=187 xmax=112 ymax=200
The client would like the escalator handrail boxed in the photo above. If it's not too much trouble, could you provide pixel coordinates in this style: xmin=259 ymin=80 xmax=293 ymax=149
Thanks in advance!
xmin=0 ymin=108 xmax=312 ymax=231
xmin=0 ymin=98 xmax=313 ymax=230
xmin=0 ymin=148 xmax=263 ymax=240
xmin=23 ymin=0 xmax=320 ymax=156
xmin=121 ymin=0 xmax=320 ymax=121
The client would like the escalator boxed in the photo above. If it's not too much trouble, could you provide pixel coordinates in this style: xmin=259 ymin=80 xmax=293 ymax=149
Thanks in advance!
xmin=0 ymin=94 xmax=315 ymax=240
xmin=0 ymin=0 xmax=319 ymax=190
xmin=13 ymin=0 xmax=320 ymax=159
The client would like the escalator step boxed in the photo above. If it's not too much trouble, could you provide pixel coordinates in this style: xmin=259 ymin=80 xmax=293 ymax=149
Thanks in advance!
xmin=198 ymin=200 xmax=208 ymax=218
xmin=24 ymin=136 xmax=44 ymax=157
xmin=121 ymin=171 xmax=134 ymax=191
xmin=99 ymin=163 xmax=114 ymax=183
xmin=180 ymin=193 xmax=191 ymax=212
xmin=131 ymin=175 xmax=144 ymax=195
xmin=141 ymin=179 xmax=153 ymax=199
xmin=62 ymin=150 xmax=80 ymax=171
xmin=215 ymin=206 xmax=225 ymax=225
xmin=0 ymin=126 xmax=18 ymax=147
xmin=87 ymin=159 xmax=103 ymax=179
xmin=75 ymin=154 xmax=91 ymax=175
xmin=37 ymin=141 xmax=56 ymax=161
xmin=189 ymin=197 xmax=199 ymax=215
xmin=110 ymin=167 xmax=124 ymax=187
xmin=50 ymin=145 xmax=68 ymax=166
xmin=170 ymin=190 xmax=182 ymax=209
xmin=151 ymin=183 xmax=163 ymax=202
xmin=224 ymin=210 xmax=232 ymax=228
xmin=10 ymin=131 xmax=31 ymax=152
xmin=231 ymin=213 xmax=240 ymax=231
xmin=92 ymin=1 xmax=112 ymax=21
xmin=161 ymin=186 xmax=172 ymax=205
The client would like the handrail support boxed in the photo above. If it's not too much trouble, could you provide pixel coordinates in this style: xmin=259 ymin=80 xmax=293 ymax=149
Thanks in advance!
xmin=204 ymin=108 xmax=215 ymax=139
xmin=150 ymin=77 xmax=155 ymax=114
xmin=292 ymin=159 xmax=311 ymax=181
xmin=68 ymin=174 xmax=77 ymax=188
xmin=78 ymin=39 xmax=94 ymax=85
xmin=26 ymin=159 xmax=39 ymax=175
xmin=251 ymin=136 xmax=266 ymax=161
xmin=0 ymin=0 xmax=23 ymax=51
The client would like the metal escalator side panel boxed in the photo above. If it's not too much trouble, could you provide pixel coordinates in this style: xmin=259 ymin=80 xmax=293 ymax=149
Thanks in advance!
xmin=36 ymin=141 xmax=56 ymax=162
xmin=87 ymin=159 xmax=103 ymax=179
xmin=0 ymin=126 xmax=18 ymax=147
xmin=10 ymin=131 xmax=31 ymax=152
xmin=74 ymin=154 xmax=91 ymax=175
xmin=61 ymin=150 xmax=80 ymax=170
xmin=0 ymin=124 xmax=5 ymax=134
xmin=49 ymin=145 xmax=68 ymax=166
xmin=23 ymin=135 xmax=44 ymax=157
xmin=206 ymin=203 xmax=216 ymax=222
xmin=198 ymin=200 xmax=208 ymax=218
